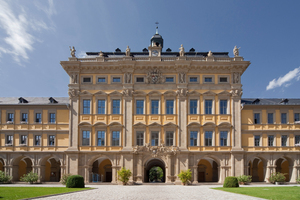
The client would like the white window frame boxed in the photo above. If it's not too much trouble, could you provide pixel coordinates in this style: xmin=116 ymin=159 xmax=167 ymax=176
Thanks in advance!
xmin=19 ymin=134 xmax=28 ymax=146
xmin=150 ymin=129 xmax=160 ymax=146
xmin=95 ymin=129 xmax=106 ymax=146
xmin=219 ymin=129 xmax=230 ymax=146
xmin=149 ymin=97 xmax=160 ymax=115
xmin=5 ymin=134 xmax=14 ymax=146
xmin=48 ymin=134 xmax=56 ymax=146
xmin=204 ymin=129 xmax=215 ymax=146
xmin=135 ymin=98 xmax=146 ymax=115
xmin=189 ymin=128 xmax=200 ymax=146
xmin=111 ymin=98 xmax=122 ymax=115
xmin=281 ymin=134 xmax=289 ymax=146
xmin=33 ymin=134 xmax=42 ymax=146
xmin=254 ymin=134 xmax=262 ymax=147
xmin=203 ymin=96 xmax=215 ymax=115
xmin=81 ymin=130 xmax=91 ymax=146
xmin=111 ymin=129 xmax=121 ymax=146
xmin=267 ymin=134 xmax=276 ymax=147
xmin=135 ymin=129 xmax=145 ymax=146
xmin=280 ymin=110 xmax=289 ymax=124
xmin=165 ymin=98 xmax=175 ymax=115
xmin=6 ymin=110 xmax=14 ymax=124
xmin=189 ymin=98 xmax=199 ymax=115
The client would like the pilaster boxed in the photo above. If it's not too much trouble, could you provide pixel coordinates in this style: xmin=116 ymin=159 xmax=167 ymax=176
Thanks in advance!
xmin=122 ymin=85 xmax=133 ymax=151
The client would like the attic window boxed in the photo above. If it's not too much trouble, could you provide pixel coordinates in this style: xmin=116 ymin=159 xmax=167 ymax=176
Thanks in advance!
xmin=18 ymin=97 xmax=28 ymax=103
xmin=281 ymin=99 xmax=289 ymax=104
xmin=252 ymin=99 xmax=260 ymax=104
xmin=49 ymin=97 xmax=58 ymax=104
xmin=189 ymin=48 xmax=195 ymax=52
xmin=142 ymin=48 xmax=148 ymax=52
xmin=166 ymin=48 xmax=172 ymax=52
xmin=115 ymin=48 xmax=121 ymax=52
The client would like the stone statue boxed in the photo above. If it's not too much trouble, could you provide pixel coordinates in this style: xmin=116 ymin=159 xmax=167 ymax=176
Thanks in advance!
xmin=71 ymin=74 xmax=78 ymax=84
xmin=124 ymin=72 xmax=131 ymax=83
xmin=207 ymin=51 xmax=213 ymax=57
xmin=69 ymin=46 xmax=76 ymax=57
xmin=179 ymin=72 xmax=185 ymax=83
xmin=179 ymin=44 xmax=185 ymax=57
xmin=233 ymin=72 xmax=239 ymax=84
xmin=99 ymin=51 xmax=104 ymax=57
xmin=125 ymin=46 xmax=130 ymax=56
xmin=233 ymin=46 xmax=240 ymax=57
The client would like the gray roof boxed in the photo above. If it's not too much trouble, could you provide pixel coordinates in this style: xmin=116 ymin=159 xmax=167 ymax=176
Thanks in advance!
xmin=0 ymin=97 xmax=69 ymax=106
xmin=242 ymin=98 xmax=300 ymax=105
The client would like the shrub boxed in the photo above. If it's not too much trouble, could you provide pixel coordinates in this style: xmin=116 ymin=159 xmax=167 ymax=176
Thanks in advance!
xmin=268 ymin=172 xmax=286 ymax=184
xmin=117 ymin=167 xmax=132 ymax=185
xmin=20 ymin=171 xmax=39 ymax=184
xmin=296 ymin=177 xmax=300 ymax=184
xmin=0 ymin=170 xmax=12 ymax=183
xmin=237 ymin=175 xmax=252 ymax=184
xmin=223 ymin=176 xmax=239 ymax=188
xmin=60 ymin=173 xmax=72 ymax=185
xmin=178 ymin=169 xmax=192 ymax=185
xmin=66 ymin=175 xmax=85 ymax=188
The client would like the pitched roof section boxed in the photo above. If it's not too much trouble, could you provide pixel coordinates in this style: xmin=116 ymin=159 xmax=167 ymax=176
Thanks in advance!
xmin=0 ymin=97 xmax=69 ymax=105
xmin=242 ymin=98 xmax=300 ymax=105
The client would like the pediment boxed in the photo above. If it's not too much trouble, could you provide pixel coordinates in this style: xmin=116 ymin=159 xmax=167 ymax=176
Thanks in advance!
xmin=203 ymin=91 xmax=216 ymax=96
xmin=218 ymin=90 xmax=231 ymax=96
xmin=163 ymin=90 xmax=177 ymax=96
xmin=189 ymin=90 xmax=201 ymax=96
xmin=218 ymin=122 xmax=232 ymax=127
xmin=148 ymin=122 xmax=162 ymax=127
xmin=80 ymin=90 xmax=93 ymax=96
xmin=78 ymin=122 xmax=92 ymax=126
xmin=133 ymin=122 xmax=147 ymax=127
xmin=109 ymin=91 xmax=122 ymax=96
xmin=94 ymin=122 xmax=107 ymax=126
xmin=203 ymin=122 xmax=216 ymax=127
xmin=163 ymin=122 xmax=177 ymax=127
xmin=133 ymin=91 xmax=147 ymax=96
xmin=187 ymin=122 xmax=201 ymax=127
xmin=94 ymin=91 xmax=107 ymax=96
xmin=108 ymin=122 xmax=123 ymax=126
xmin=148 ymin=91 xmax=162 ymax=96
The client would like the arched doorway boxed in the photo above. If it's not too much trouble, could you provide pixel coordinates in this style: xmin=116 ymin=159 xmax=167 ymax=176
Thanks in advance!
xmin=249 ymin=158 xmax=265 ymax=182
xmin=275 ymin=158 xmax=291 ymax=182
xmin=44 ymin=158 xmax=61 ymax=182
xmin=91 ymin=158 xmax=112 ymax=182
xmin=197 ymin=159 xmax=218 ymax=182
xmin=17 ymin=157 xmax=33 ymax=181
xmin=0 ymin=158 xmax=4 ymax=171
xmin=144 ymin=159 xmax=165 ymax=183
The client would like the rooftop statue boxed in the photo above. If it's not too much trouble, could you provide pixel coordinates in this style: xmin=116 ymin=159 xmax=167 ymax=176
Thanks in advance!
xmin=207 ymin=51 xmax=213 ymax=57
xmin=125 ymin=46 xmax=130 ymax=56
xmin=233 ymin=46 xmax=241 ymax=57
xmin=69 ymin=46 xmax=76 ymax=57
xmin=179 ymin=44 xmax=185 ymax=57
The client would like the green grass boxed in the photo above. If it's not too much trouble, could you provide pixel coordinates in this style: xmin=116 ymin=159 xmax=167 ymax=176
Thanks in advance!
xmin=214 ymin=186 xmax=300 ymax=200
xmin=0 ymin=187 xmax=92 ymax=200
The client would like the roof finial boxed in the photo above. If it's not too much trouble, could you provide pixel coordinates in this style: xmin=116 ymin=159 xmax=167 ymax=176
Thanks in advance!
xmin=155 ymin=21 xmax=159 ymax=34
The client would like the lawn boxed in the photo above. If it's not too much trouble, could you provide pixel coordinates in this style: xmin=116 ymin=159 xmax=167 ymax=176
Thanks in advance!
xmin=0 ymin=187 xmax=92 ymax=200
xmin=214 ymin=186 xmax=300 ymax=200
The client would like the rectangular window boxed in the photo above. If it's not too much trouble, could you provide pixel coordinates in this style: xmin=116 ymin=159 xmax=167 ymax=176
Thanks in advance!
xmin=35 ymin=113 xmax=42 ymax=123
xmin=190 ymin=131 xmax=198 ymax=146
xmin=112 ymin=77 xmax=121 ymax=83
xmin=97 ymin=131 xmax=105 ymax=146
xmin=254 ymin=135 xmax=260 ymax=146
xmin=268 ymin=113 xmax=274 ymax=124
xmin=35 ymin=135 xmax=41 ymax=146
xmin=112 ymin=99 xmax=120 ymax=114
xmin=83 ymin=77 xmax=91 ymax=83
xmin=166 ymin=131 xmax=174 ymax=146
xmin=295 ymin=135 xmax=300 ymax=145
xmin=151 ymin=100 xmax=159 ymax=114
xmin=49 ymin=113 xmax=56 ymax=123
xmin=83 ymin=100 xmax=91 ymax=114
xmin=136 ymin=100 xmax=144 ymax=114
xmin=189 ymin=77 xmax=198 ymax=82
xmin=205 ymin=100 xmax=213 ymax=114
xmin=49 ymin=135 xmax=55 ymax=146
xmin=21 ymin=113 xmax=28 ymax=122
xmin=281 ymin=113 xmax=287 ymax=124
xmin=136 ymin=77 xmax=144 ymax=83
xmin=20 ymin=135 xmax=27 ymax=145
xmin=136 ymin=131 xmax=144 ymax=146
xmin=205 ymin=131 xmax=213 ymax=146
xmin=254 ymin=113 xmax=260 ymax=124
xmin=219 ymin=77 xmax=228 ymax=82
xmin=98 ymin=100 xmax=105 ymax=114
xmin=219 ymin=100 xmax=227 ymax=114
xmin=98 ymin=77 xmax=106 ymax=83
xmin=7 ymin=113 xmax=14 ymax=122
xmin=281 ymin=135 xmax=287 ymax=147
xmin=220 ymin=131 xmax=228 ymax=146
xmin=204 ymin=77 xmax=212 ymax=83
xmin=268 ymin=135 xmax=274 ymax=147
xmin=151 ymin=131 xmax=159 ymax=146
xmin=190 ymin=99 xmax=197 ymax=114
xmin=166 ymin=100 xmax=174 ymax=114
xmin=295 ymin=113 xmax=300 ymax=122
xmin=6 ymin=135 xmax=13 ymax=145
xmin=165 ymin=77 xmax=174 ymax=82
xmin=82 ymin=130 xmax=90 ymax=146
xmin=112 ymin=131 xmax=120 ymax=146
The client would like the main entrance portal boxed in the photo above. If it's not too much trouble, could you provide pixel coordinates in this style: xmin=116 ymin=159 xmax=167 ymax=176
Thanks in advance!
xmin=144 ymin=159 xmax=165 ymax=183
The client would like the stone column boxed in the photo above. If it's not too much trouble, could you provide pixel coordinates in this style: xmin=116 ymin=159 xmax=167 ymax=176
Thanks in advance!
xmin=123 ymin=95 xmax=133 ymax=150
xmin=111 ymin=165 xmax=118 ymax=184
xmin=83 ymin=165 xmax=92 ymax=183
xmin=265 ymin=165 xmax=276 ymax=182
xmin=166 ymin=154 xmax=173 ymax=183
xmin=192 ymin=165 xmax=198 ymax=184
xmin=176 ymin=86 xmax=188 ymax=150
xmin=66 ymin=153 xmax=79 ymax=175
xmin=290 ymin=159 xmax=299 ymax=182
xmin=231 ymin=88 xmax=243 ymax=151
xmin=12 ymin=165 xmax=19 ymax=181
xmin=136 ymin=154 xmax=143 ymax=184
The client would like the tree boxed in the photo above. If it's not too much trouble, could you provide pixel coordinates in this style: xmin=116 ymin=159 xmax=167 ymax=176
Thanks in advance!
xmin=149 ymin=167 xmax=163 ymax=182
xmin=117 ymin=167 xmax=132 ymax=185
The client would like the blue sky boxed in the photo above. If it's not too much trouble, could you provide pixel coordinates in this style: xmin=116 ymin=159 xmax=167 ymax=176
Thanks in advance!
xmin=0 ymin=0 xmax=299 ymax=98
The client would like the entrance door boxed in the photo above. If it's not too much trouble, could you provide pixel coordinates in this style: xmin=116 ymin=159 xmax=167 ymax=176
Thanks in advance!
xmin=198 ymin=172 xmax=205 ymax=182
xmin=106 ymin=172 xmax=112 ymax=182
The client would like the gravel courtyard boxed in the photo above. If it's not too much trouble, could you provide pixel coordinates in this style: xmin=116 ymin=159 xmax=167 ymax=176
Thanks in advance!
xmin=35 ymin=184 xmax=265 ymax=200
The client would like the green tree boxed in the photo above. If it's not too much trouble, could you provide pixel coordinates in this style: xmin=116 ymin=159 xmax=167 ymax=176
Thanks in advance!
xmin=117 ymin=167 xmax=132 ymax=185
xmin=149 ymin=167 xmax=163 ymax=182
xmin=178 ymin=169 xmax=192 ymax=185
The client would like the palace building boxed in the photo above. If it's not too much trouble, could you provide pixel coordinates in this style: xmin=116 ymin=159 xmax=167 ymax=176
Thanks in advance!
xmin=1 ymin=28 xmax=300 ymax=184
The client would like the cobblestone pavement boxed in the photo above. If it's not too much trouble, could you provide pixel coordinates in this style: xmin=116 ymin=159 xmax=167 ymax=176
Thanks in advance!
xmin=32 ymin=184 xmax=266 ymax=200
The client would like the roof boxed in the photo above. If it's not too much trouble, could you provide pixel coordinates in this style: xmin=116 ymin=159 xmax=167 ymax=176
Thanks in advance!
xmin=0 ymin=97 xmax=69 ymax=106
xmin=242 ymin=98 xmax=300 ymax=105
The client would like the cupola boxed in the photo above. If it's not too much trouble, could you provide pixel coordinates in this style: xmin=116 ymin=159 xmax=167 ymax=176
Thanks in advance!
xmin=150 ymin=26 xmax=163 ymax=48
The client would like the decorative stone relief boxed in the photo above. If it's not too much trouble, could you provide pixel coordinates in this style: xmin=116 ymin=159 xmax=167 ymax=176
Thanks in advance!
xmin=69 ymin=46 xmax=76 ymax=57
xmin=145 ymin=68 xmax=164 ymax=84
xmin=176 ymin=88 xmax=188 ymax=97
xmin=179 ymin=44 xmax=185 ymax=57
xmin=233 ymin=72 xmax=240 ymax=84
xmin=122 ymin=88 xmax=134 ymax=97
xmin=68 ymin=88 xmax=79 ymax=98
xmin=133 ymin=143 xmax=179 ymax=157
xmin=230 ymin=89 xmax=243 ymax=97
xmin=124 ymin=72 xmax=131 ymax=84
xmin=233 ymin=46 xmax=240 ymax=57
xmin=125 ymin=46 xmax=130 ymax=57
xmin=71 ymin=74 xmax=78 ymax=84
xmin=179 ymin=72 xmax=186 ymax=83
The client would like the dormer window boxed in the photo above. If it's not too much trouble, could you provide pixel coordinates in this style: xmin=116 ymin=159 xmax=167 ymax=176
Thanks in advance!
xmin=252 ymin=99 xmax=260 ymax=104
xmin=49 ymin=97 xmax=58 ymax=104
xmin=281 ymin=99 xmax=289 ymax=104
xmin=18 ymin=97 xmax=28 ymax=103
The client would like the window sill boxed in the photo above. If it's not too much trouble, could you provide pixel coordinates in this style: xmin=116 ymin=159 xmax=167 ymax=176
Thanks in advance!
xmin=5 ymin=144 xmax=13 ymax=146
xmin=6 ymin=121 xmax=14 ymax=124
xmin=20 ymin=121 xmax=28 ymax=124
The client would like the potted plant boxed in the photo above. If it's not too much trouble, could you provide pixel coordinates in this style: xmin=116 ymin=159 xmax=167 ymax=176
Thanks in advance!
xmin=117 ymin=167 xmax=132 ymax=185
xmin=268 ymin=172 xmax=286 ymax=185
xmin=177 ymin=169 xmax=192 ymax=185
xmin=237 ymin=175 xmax=252 ymax=185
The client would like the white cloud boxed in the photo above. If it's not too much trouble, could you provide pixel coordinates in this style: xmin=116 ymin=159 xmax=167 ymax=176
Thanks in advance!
xmin=0 ymin=0 xmax=55 ymax=63
xmin=266 ymin=67 xmax=300 ymax=90
xmin=34 ymin=0 xmax=56 ymax=18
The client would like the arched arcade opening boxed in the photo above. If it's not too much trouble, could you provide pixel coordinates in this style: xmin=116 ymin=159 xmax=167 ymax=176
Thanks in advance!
xmin=275 ymin=158 xmax=291 ymax=182
xmin=12 ymin=157 xmax=33 ymax=181
xmin=91 ymin=158 xmax=112 ymax=182
xmin=0 ymin=158 xmax=4 ymax=171
xmin=248 ymin=158 xmax=265 ymax=182
xmin=197 ymin=159 xmax=218 ymax=182
xmin=144 ymin=159 xmax=165 ymax=183
xmin=44 ymin=158 xmax=61 ymax=182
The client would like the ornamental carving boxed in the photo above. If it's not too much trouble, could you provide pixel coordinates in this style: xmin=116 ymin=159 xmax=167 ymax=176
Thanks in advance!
xmin=68 ymin=88 xmax=79 ymax=98
xmin=145 ymin=68 xmax=164 ymax=84
xmin=124 ymin=72 xmax=131 ymax=83
xmin=179 ymin=72 xmax=185 ymax=83
xmin=176 ymin=88 xmax=188 ymax=97
xmin=122 ymin=88 xmax=134 ymax=97
xmin=230 ymin=89 xmax=243 ymax=97
xmin=69 ymin=46 xmax=76 ymax=57
xmin=233 ymin=46 xmax=240 ymax=57
xmin=133 ymin=143 xmax=179 ymax=157
xmin=71 ymin=74 xmax=78 ymax=84
xmin=233 ymin=72 xmax=240 ymax=84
